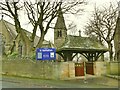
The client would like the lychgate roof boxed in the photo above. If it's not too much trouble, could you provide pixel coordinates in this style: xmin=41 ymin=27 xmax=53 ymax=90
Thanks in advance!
xmin=56 ymin=35 xmax=108 ymax=62
xmin=58 ymin=35 xmax=108 ymax=52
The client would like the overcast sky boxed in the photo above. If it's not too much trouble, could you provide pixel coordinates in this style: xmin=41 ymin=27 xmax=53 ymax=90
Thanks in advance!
xmin=1 ymin=0 xmax=119 ymax=42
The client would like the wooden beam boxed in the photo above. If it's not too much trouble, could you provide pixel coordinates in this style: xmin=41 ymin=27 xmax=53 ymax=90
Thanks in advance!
xmin=72 ymin=53 xmax=78 ymax=60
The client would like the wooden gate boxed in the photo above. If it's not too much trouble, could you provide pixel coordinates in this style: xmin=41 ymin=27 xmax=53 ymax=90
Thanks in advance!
xmin=86 ymin=62 xmax=94 ymax=75
xmin=75 ymin=63 xmax=84 ymax=76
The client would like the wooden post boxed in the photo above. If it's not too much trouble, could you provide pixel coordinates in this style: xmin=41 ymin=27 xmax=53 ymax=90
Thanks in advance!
xmin=83 ymin=61 xmax=87 ymax=83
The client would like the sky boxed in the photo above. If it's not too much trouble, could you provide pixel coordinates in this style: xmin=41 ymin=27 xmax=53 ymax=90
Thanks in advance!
xmin=0 ymin=0 xmax=119 ymax=43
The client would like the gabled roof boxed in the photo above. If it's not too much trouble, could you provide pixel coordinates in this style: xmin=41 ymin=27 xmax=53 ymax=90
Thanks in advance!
xmin=58 ymin=35 xmax=108 ymax=52
xmin=0 ymin=19 xmax=50 ymax=46
xmin=1 ymin=20 xmax=17 ymax=37
xmin=0 ymin=19 xmax=15 ymax=43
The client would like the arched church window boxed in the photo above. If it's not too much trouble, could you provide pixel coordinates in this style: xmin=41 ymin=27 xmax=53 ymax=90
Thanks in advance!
xmin=0 ymin=33 xmax=6 ymax=56
xmin=18 ymin=40 xmax=22 ymax=57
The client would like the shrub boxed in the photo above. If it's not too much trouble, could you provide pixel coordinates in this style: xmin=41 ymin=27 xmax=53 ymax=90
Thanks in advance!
xmin=8 ymin=52 xmax=19 ymax=59
xmin=31 ymin=53 xmax=36 ymax=60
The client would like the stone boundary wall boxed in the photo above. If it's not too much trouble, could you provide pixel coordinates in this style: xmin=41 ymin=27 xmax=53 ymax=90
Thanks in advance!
xmin=2 ymin=59 xmax=75 ymax=80
xmin=94 ymin=62 xmax=107 ymax=76
xmin=107 ymin=62 xmax=120 ymax=75
xmin=1 ymin=59 xmax=119 ymax=80
xmin=94 ymin=61 xmax=119 ymax=76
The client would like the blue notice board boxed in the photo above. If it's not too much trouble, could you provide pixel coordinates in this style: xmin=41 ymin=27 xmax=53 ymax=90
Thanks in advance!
xmin=36 ymin=48 xmax=56 ymax=60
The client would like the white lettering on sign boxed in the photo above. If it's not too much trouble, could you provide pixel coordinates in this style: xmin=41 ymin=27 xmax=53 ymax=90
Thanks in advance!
xmin=43 ymin=54 xmax=49 ymax=58
xmin=42 ymin=49 xmax=53 ymax=52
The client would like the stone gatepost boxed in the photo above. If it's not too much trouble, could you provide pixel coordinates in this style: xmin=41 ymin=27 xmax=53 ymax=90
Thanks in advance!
xmin=54 ymin=62 xmax=75 ymax=80
xmin=68 ymin=62 xmax=75 ymax=78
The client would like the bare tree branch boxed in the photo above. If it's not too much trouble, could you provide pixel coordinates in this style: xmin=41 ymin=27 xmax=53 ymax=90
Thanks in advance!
xmin=84 ymin=3 xmax=117 ymax=61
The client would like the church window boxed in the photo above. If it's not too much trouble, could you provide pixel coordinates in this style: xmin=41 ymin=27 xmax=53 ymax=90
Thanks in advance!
xmin=18 ymin=40 xmax=22 ymax=57
xmin=0 ymin=33 xmax=5 ymax=55
xmin=57 ymin=30 xmax=62 ymax=37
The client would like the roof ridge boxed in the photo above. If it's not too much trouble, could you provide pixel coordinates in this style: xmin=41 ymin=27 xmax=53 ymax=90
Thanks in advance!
xmin=1 ymin=19 xmax=15 ymax=39
xmin=0 ymin=19 xmax=15 ymax=27
xmin=0 ymin=19 xmax=32 ymax=34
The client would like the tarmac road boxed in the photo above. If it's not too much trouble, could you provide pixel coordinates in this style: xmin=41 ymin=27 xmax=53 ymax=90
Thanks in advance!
xmin=1 ymin=75 xmax=119 ymax=88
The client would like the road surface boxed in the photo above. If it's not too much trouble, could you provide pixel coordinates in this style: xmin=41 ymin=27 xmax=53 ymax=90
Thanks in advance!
xmin=1 ymin=75 xmax=119 ymax=88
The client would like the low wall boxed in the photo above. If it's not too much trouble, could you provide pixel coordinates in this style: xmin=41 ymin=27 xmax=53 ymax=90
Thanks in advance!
xmin=92 ymin=61 xmax=119 ymax=76
xmin=108 ymin=62 xmax=120 ymax=75
xmin=2 ymin=59 xmax=75 ymax=80
xmin=2 ymin=59 xmax=119 ymax=79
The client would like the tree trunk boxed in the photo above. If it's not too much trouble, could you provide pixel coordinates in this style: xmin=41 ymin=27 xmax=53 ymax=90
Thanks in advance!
xmin=117 ymin=50 xmax=120 ymax=62
xmin=108 ymin=43 xmax=113 ymax=61
xmin=114 ymin=53 xmax=117 ymax=61
xmin=36 ymin=31 xmax=45 ymax=48
xmin=116 ymin=53 xmax=119 ymax=61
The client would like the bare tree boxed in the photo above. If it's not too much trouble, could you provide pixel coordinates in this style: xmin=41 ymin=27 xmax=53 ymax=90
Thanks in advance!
xmin=68 ymin=22 xmax=77 ymax=35
xmin=84 ymin=4 xmax=118 ymax=61
xmin=0 ymin=0 xmax=85 ymax=57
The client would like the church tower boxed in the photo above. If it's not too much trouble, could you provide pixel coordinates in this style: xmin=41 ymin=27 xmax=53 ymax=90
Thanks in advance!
xmin=54 ymin=6 xmax=67 ymax=48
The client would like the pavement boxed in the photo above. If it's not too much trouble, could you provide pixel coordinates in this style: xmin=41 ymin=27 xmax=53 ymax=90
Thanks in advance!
xmin=105 ymin=74 xmax=120 ymax=80
xmin=65 ymin=74 xmax=119 ymax=88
